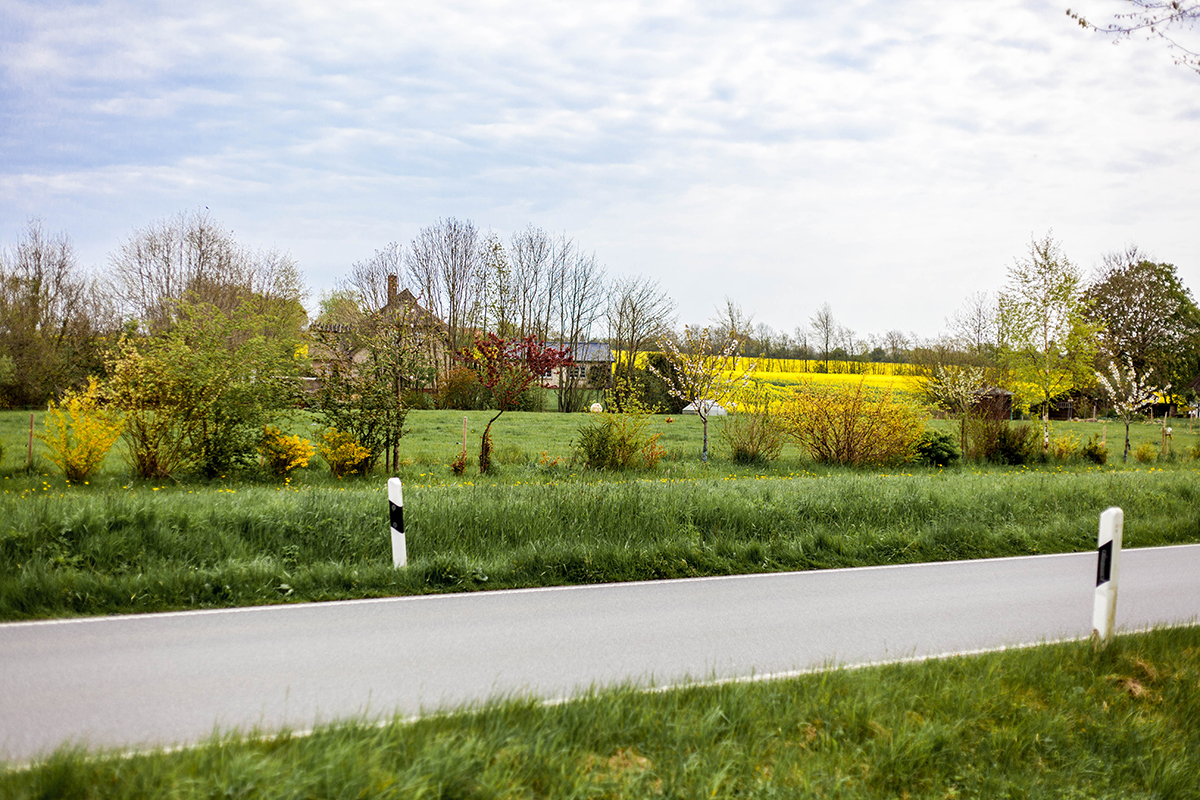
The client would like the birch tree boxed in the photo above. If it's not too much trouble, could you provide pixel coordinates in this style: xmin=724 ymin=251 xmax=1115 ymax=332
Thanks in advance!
xmin=997 ymin=234 xmax=1098 ymax=451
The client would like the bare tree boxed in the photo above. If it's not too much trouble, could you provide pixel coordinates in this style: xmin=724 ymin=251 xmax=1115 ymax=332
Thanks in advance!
xmin=475 ymin=231 xmax=514 ymax=337
xmin=342 ymin=242 xmax=403 ymax=313
xmin=949 ymin=291 xmax=998 ymax=356
xmin=0 ymin=219 xmax=104 ymax=405
xmin=552 ymin=245 xmax=607 ymax=412
xmin=712 ymin=297 xmax=755 ymax=357
xmin=811 ymin=302 xmax=838 ymax=373
xmin=1068 ymin=2 xmax=1200 ymax=72
xmin=510 ymin=224 xmax=553 ymax=341
xmin=607 ymin=275 xmax=676 ymax=388
xmin=407 ymin=218 xmax=481 ymax=372
xmin=883 ymin=329 xmax=909 ymax=362
xmin=110 ymin=209 xmax=303 ymax=332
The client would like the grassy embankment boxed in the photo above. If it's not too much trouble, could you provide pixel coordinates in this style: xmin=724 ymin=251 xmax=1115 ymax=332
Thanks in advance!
xmin=3 ymin=409 xmax=1199 ymax=621
xmin=4 ymin=625 xmax=1200 ymax=797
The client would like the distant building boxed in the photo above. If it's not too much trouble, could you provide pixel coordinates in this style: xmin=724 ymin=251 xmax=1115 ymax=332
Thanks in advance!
xmin=542 ymin=341 xmax=613 ymax=388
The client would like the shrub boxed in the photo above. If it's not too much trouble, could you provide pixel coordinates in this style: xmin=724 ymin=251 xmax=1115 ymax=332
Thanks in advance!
xmin=259 ymin=426 xmax=315 ymax=476
xmin=402 ymin=389 xmax=436 ymax=410
xmin=1081 ymin=434 xmax=1108 ymax=465
xmin=449 ymin=451 xmax=468 ymax=476
xmin=966 ymin=417 xmax=1038 ymax=465
xmin=720 ymin=385 xmax=783 ymax=464
xmin=778 ymin=379 xmax=925 ymax=466
xmin=1134 ymin=442 xmax=1157 ymax=463
xmin=437 ymin=368 xmax=487 ymax=410
xmin=319 ymin=428 xmax=372 ymax=477
xmin=575 ymin=413 xmax=665 ymax=470
xmin=915 ymin=429 xmax=959 ymax=467
xmin=1049 ymin=433 xmax=1080 ymax=461
xmin=38 ymin=377 xmax=125 ymax=482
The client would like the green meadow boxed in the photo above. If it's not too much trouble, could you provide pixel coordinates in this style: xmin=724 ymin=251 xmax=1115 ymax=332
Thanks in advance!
xmin=3 ymin=409 xmax=1200 ymax=620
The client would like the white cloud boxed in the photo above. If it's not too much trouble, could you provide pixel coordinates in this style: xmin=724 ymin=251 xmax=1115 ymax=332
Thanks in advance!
xmin=2 ymin=0 xmax=1197 ymax=338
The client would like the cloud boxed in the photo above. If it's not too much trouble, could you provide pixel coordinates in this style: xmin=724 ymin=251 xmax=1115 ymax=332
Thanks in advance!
xmin=2 ymin=0 xmax=1198 ymax=337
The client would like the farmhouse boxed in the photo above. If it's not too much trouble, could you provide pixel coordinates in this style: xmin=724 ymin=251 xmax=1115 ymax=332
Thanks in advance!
xmin=306 ymin=275 xmax=447 ymax=392
xmin=541 ymin=341 xmax=613 ymax=389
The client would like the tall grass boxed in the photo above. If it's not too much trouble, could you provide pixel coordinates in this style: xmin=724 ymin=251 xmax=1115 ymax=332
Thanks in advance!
xmin=4 ymin=465 xmax=1200 ymax=619
xmin=5 ymin=625 xmax=1199 ymax=797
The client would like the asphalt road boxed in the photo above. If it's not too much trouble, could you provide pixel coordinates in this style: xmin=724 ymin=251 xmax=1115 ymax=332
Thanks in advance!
xmin=3 ymin=544 xmax=1199 ymax=763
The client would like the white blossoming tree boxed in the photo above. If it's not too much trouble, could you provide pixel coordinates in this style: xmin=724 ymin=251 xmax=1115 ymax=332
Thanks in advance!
xmin=1096 ymin=356 xmax=1168 ymax=462
xmin=648 ymin=326 xmax=756 ymax=464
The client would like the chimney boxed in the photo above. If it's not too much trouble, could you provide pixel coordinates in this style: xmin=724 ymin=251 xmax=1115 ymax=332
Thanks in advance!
xmin=387 ymin=274 xmax=398 ymax=305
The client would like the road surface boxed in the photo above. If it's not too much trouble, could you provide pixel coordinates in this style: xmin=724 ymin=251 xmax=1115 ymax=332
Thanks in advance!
xmin=2 ymin=545 xmax=1199 ymax=763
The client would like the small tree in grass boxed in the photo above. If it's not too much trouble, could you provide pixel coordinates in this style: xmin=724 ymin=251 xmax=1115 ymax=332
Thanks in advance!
xmin=921 ymin=364 xmax=985 ymax=455
xmin=458 ymin=333 xmax=572 ymax=473
xmin=1096 ymin=356 xmax=1166 ymax=462
xmin=647 ymin=325 xmax=756 ymax=463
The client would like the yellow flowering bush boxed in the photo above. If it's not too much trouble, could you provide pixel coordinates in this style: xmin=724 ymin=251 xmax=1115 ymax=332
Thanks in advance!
xmin=319 ymin=427 xmax=372 ymax=477
xmin=779 ymin=378 xmax=926 ymax=466
xmin=259 ymin=426 xmax=315 ymax=476
xmin=39 ymin=377 xmax=125 ymax=482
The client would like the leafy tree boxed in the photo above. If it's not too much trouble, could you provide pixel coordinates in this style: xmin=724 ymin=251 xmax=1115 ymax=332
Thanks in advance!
xmin=1084 ymin=250 xmax=1200 ymax=394
xmin=457 ymin=334 xmax=572 ymax=473
xmin=998 ymin=234 xmax=1099 ymax=452
xmin=648 ymin=326 xmax=756 ymax=464
xmin=107 ymin=300 xmax=303 ymax=478
xmin=312 ymin=307 xmax=427 ymax=473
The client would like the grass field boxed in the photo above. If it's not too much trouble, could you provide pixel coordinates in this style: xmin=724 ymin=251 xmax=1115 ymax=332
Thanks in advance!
xmin=4 ymin=408 xmax=1200 ymax=620
xmin=5 ymin=624 xmax=1199 ymax=796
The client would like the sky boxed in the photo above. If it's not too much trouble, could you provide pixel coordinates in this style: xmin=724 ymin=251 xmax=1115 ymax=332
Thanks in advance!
xmin=2 ymin=0 xmax=1198 ymax=342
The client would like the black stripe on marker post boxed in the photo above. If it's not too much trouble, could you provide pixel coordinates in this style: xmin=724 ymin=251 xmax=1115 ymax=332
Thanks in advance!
xmin=1096 ymin=540 xmax=1113 ymax=586
xmin=390 ymin=501 xmax=404 ymax=535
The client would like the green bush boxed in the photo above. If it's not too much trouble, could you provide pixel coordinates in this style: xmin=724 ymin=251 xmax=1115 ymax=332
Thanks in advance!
xmin=1081 ymin=434 xmax=1108 ymax=465
xmin=720 ymin=403 xmax=783 ymax=465
xmin=915 ymin=429 xmax=959 ymax=467
xmin=967 ymin=418 xmax=1038 ymax=465
xmin=1134 ymin=442 xmax=1157 ymax=463
xmin=402 ymin=389 xmax=436 ymax=410
xmin=437 ymin=368 xmax=488 ymax=410
xmin=575 ymin=413 xmax=665 ymax=470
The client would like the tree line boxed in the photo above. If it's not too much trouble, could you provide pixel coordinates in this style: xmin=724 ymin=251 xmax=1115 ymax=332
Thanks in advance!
xmin=4 ymin=213 xmax=1198 ymax=430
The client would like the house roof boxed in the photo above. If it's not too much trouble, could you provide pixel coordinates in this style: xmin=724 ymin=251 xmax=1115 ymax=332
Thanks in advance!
xmin=547 ymin=341 xmax=612 ymax=362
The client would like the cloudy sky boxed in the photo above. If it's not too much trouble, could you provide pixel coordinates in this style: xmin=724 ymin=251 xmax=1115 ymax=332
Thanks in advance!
xmin=2 ymin=0 xmax=1198 ymax=341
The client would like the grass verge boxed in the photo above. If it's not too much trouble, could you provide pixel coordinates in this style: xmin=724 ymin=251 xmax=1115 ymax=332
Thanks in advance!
xmin=3 ymin=465 xmax=1200 ymax=620
xmin=5 ymin=625 xmax=1199 ymax=797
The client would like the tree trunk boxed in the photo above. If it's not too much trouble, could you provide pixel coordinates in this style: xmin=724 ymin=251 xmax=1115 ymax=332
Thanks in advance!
xmin=701 ymin=414 xmax=709 ymax=464
xmin=1123 ymin=420 xmax=1131 ymax=462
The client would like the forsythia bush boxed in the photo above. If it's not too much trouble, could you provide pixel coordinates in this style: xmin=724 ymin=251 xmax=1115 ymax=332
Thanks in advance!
xmin=319 ymin=427 xmax=372 ymax=477
xmin=779 ymin=379 xmax=925 ymax=466
xmin=39 ymin=377 xmax=125 ymax=481
xmin=259 ymin=426 xmax=315 ymax=476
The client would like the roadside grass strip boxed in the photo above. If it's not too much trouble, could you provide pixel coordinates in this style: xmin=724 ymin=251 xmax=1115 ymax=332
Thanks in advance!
xmin=3 ymin=624 xmax=1199 ymax=798
xmin=4 ymin=466 xmax=1200 ymax=620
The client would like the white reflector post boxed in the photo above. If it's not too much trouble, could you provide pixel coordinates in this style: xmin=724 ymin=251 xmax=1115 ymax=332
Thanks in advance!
xmin=1092 ymin=506 xmax=1123 ymax=642
xmin=388 ymin=478 xmax=406 ymax=568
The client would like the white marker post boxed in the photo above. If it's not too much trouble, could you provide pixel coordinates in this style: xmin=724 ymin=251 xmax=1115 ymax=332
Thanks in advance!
xmin=388 ymin=478 xmax=406 ymax=568
xmin=1092 ymin=506 xmax=1123 ymax=643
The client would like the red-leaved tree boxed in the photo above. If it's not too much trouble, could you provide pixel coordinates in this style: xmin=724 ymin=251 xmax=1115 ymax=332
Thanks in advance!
xmin=457 ymin=333 xmax=572 ymax=473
